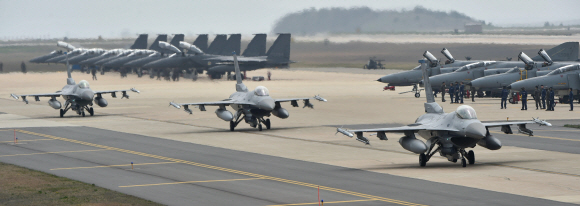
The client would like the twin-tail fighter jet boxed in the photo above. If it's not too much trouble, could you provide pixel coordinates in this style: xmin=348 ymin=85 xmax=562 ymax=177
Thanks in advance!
xmin=337 ymin=59 xmax=551 ymax=167
xmin=11 ymin=49 xmax=139 ymax=117
xmin=170 ymin=52 xmax=326 ymax=131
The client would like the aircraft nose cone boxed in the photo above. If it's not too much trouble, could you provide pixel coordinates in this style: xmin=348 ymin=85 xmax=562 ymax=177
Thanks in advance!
xmin=465 ymin=122 xmax=486 ymax=139
xmin=81 ymin=90 xmax=94 ymax=101
xmin=258 ymin=98 xmax=275 ymax=111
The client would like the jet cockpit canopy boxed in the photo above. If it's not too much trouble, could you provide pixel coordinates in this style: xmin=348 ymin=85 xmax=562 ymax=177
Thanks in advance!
xmin=456 ymin=105 xmax=477 ymax=119
xmin=78 ymin=80 xmax=90 ymax=89
xmin=254 ymin=86 xmax=269 ymax=96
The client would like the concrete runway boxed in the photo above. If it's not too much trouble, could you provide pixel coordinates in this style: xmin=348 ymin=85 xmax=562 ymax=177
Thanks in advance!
xmin=0 ymin=125 xmax=572 ymax=206
xmin=1 ymin=71 xmax=580 ymax=204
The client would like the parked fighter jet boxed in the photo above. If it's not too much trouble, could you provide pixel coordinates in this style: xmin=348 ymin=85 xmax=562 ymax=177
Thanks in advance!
xmin=378 ymin=42 xmax=579 ymax=89
xmin=29 ymin=50 xmax=64 ymax=63
xmin=10 ymin=53 xmax=139 ymax=117
xmin=509 ymin=64 xmax=580 ymax=103
xmin=102 ymin=34 xmax=184 ymax=68
xmin=337 ymin=59 xmax=551 ymax=167
xmin=169 ymin=52 xmax=326 ymax=131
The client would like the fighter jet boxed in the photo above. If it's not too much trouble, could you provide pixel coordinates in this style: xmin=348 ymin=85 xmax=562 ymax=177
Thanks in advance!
xmin=29 ymin=50 xmax=64 ymax=63
xmin=469 ymin=49 xmax=577 ymax=92
xmin=336 ymin=59 xmax=551 ymax=167
xmin=169 ymin=52 xmax=326 ymax=131
xmin=509 ymin=64 xmax=580 ymax=103
xmin=10 ymin=53 xmax=139 ymax=117
xmin=377 ymin=42 xmax=579 ymax=89
xmin=102 ymin=34 xmax=184 ymax=69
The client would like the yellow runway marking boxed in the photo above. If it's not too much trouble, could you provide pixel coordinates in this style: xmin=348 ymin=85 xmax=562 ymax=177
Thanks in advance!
xmin=268 ymin=199 xmax=377 ymax=206
xmin=490 ymin=131 xmax=580 ymax=142
xmin=120 ymin=178 xmax=263 ymax=188
xmin=0 ymin=139 xmax=54 ymax=143
xmin=17 ymin=129 xmax=426 ymax=206
xmin=0 ymin=149 xmax=110 ymax=157
xmin=51 ymin=162 xmax=177 ymax=170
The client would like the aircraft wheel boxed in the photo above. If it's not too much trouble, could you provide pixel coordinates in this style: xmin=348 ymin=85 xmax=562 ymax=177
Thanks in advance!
xmin=461 ymin=158 xmax=467 ymax=167
xmin=230 ymin=121 xmax=235 ymax=131
xmin=419 ymin=153 xmax=427 ymax=167
xmin=415 ymin=93 xmax=420 ymax=98
xmin=265 ymin=119 xmax=271 ymax=129
xmin=60 ymin=109 xmax=64 ymax=118
xmin=467 ymin=150 xmax=475 ymax=165
xmin=89 ymin=107 xmax=94 ymax=116
xmin=82 ymin=111 xmax=85 ymax=117
xmin=258 ymin=124 xmax=262 ymax=131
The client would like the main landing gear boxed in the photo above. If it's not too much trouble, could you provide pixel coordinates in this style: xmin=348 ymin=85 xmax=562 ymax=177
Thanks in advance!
xmin=59 ymin=101 xmax=94 ymax=118
xmin=418 ymin=138 xmax=475 ymax=168
xmin=229 ymin=111 xmax=271 ymax=131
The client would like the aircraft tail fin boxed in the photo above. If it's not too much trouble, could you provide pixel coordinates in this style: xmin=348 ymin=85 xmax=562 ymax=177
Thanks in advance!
xmin=148 ymin=34 xmax=168 ymax=52
xmin=420 ymin=59 xmax=443 ymax=113
xmin=217 ymin=34 xmax=241 ymax=56
xmin=266 ymin=33 xmax=291 ymax=62
xmin=242 ymin=34 xmax=267 ymax=57
xmin=130 ymin=34 xmax=148 ymax=49
xmin=169 ymin=34 xmax=184 ymax=48
xmin=193 ymin=34 xmax=208 ymax=52
xmin=233 ymin=52 xmax=248 ymax=92
xmin=531 ymin=42 xmax=579 ymax=61
xmin=206 ymin=34 xmax=227 ymax=54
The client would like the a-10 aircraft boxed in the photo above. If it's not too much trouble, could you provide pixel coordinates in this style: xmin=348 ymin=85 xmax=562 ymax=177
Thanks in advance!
xmin=337 ymin=59 xmax=551 ymax=167
xmin=11 ymin=50 xmax=139 ymax=117
xmin=170 ymin=52 xmax=326 ymax=131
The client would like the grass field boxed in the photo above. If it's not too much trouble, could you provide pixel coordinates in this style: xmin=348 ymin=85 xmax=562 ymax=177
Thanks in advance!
xmin=563 ymin=124 xmax=580 ymax=129
xmin=0 ymin=162 xmax=161 ymax=205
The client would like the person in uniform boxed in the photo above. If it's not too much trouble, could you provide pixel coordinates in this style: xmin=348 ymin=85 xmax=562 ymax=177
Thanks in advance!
xmin=547 ymin=87 xmax=555 ymax=111
xmin=91 ymin=68 xmax=97 ymax=80
xmin=501 ymin=86 xmax=509 ymax=109
xmin=471 ymin=87 xmax=476 ymax=102
xmin=541 ymin=85 xmax=546 ymax=109
xmin=440 ymin=82 xmax=446 ymax=102
xmin=459 ymin=82 xmax=465 ymax=104
xmin=454 ymin=81 xmax=460 ymax=103
xmin=520 ymin=87 xmax=527 ymax=110
xmin=534 ymin=86 xmax=540 ymax=110
xmin=449 ymin=82 xmax=455 ymax=104
xmin=569 ymin=88 xmax=574 ymax=111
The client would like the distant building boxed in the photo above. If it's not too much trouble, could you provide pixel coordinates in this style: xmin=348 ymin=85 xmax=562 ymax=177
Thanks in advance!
xmin=464 ymin=23 xmax=482 ymax=34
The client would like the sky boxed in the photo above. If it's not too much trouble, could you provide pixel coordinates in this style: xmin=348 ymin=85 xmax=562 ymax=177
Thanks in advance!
xmin=0 ymin=0 xmax=579 ymax=39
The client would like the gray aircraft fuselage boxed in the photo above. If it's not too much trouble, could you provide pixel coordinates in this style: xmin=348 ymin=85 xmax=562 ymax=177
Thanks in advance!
xmin=509 ymin=64 xmax=580 ymax=93
xmin=102 ymin=50 xmax=155 ymax=68
xmin=427 ymin=61 xmax=523 ymax=88
xmin=45 ymin=49 xmax=86 ymax=63
xmin=61 ymin=49 xmax=105 ymax=64
xmin=29 ymin=50 xmax=64 ymax=63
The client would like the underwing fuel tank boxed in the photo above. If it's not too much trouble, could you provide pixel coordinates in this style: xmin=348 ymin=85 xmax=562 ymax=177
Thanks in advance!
xmin=95 ymin=97 xmax=108 ymax=107
xmin=398 ymin=135 xmax=427 ymax=154
xmin=477 ymin=133 xmax=502 ymax=150
xmin=215 ymin=109 xmax=233 ymax=121
xmin=272 ymin=107 xmax=289 ymax=119
xmin=48 ymin=99 xmax=61 ymax=109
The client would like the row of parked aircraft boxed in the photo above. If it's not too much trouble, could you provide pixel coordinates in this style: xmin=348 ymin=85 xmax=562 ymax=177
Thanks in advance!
xmin=30 ymin=33 xmax=293 ymax=79
xmin=378 ymin=42 xmax=580 ymax=103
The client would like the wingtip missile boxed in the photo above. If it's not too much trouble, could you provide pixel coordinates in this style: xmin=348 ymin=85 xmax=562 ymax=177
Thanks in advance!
xmin=169 ymin=102 xmax=181 ymax=109
xmin=336 ymin=127 xmax=354 ymax=138
xmin=314 ymin=95 xmax=327 ymax=102
xmin=10 ymin=94 xmax=19 ymax=100
xmin=130 ymin=88 xmax=140 ymax=94
xmin=532 ymin=117 xmax=552 ymax=126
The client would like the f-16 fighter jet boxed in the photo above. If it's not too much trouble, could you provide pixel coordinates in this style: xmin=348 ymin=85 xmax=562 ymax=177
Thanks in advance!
xmin=337 ymin=59 xmax=551 ymax=167
xmin=10 ymin=53 xmax=139 ymax=117
xmin=169 ymin=52 xmax=326 ymax=131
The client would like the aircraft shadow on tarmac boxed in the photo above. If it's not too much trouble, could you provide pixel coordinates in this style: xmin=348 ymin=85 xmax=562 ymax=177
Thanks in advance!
xmin=31 ymin=112 xmax=137 ymax=120
xmin=343 ymin=158 xmax=545 ymax=170
xmin=167 ymin=125 xmax=319 ymax=134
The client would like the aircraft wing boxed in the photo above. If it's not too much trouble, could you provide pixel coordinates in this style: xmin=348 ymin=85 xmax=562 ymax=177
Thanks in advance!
xmin=275 ymin=95 xmax=327 ymax=108
xmin=482 ymin=121 xmax=534 ymax=127
xmin=169 ymin=100 xmax=254 ymax=114
xmin=10 ymin=92 xmax=62 ymax=103
xmin=336 ymin=125 xmax=459 ymax=145
xmin=93 ymin=88 xmax=139 ymax=98
xmin=206 ymin=56 xmax=267 ymax=62
xmin=482 ymin=118 xmax=551 ymax=136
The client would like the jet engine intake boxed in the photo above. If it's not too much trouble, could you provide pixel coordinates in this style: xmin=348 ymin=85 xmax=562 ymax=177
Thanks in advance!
xmin=215 ymin=108 xmax=233 ymax=121
xmin=272 ymin=107 xmax=289 ymax=119
xmin=48 ymin=99 xmax=62 ymax=109
xmin=398 ymin=135 xmax=427 ymax=154
xmin=94 ymin=97 xmax=108 ymax=107
xmin=477 ymin=133 xmax=502 ymax=150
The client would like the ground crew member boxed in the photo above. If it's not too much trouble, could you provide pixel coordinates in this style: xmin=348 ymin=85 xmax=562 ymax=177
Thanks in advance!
xmin=449 ymin=82 xmax=455 ymax=104
xmin=459 ymin=82 xmax=465 ymax=104
xmin=569 ymin=88 xmax=574 ymax=111
xmin=454 ymin=81 xmax=460 ymax=103
xmin=91 ymin=68 xmax=97 ymax=80
xmin=440 ymin=82 xmax=446 ymax=102
xmin=541 ymin=85 xmax=546 ymax=109
xmin=501 ymin=86 xmax=509 ymax=109
xmin=471 ymin=87 xmax=476 ymax=102
xmin=534 ymin=86 xmax=540 ymax=110
xmin=520 ymin=87 xmax=527 ymax=110
xmin=547 ymin=87 xmax=555 ymax=111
